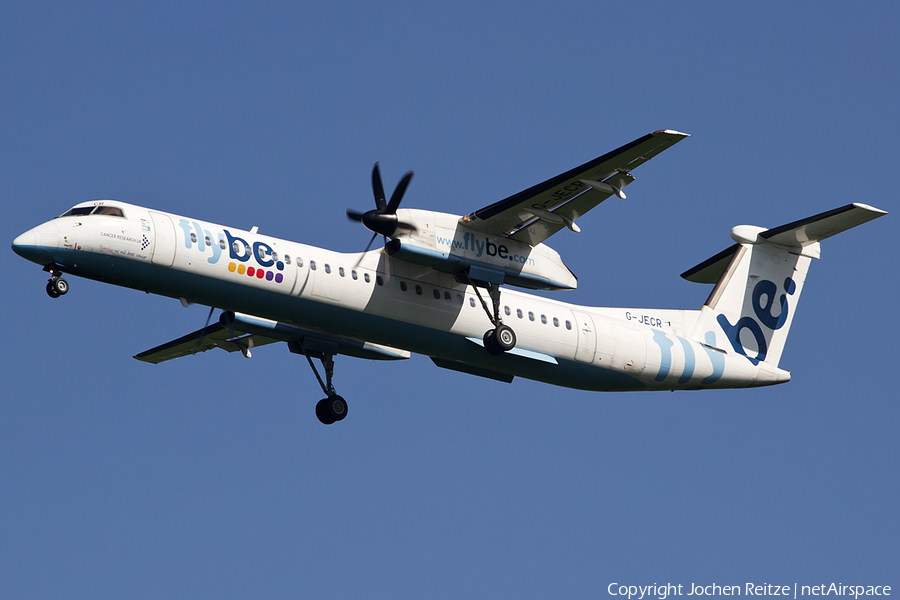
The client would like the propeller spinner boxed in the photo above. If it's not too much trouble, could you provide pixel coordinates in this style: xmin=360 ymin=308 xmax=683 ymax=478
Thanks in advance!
xmin=347 ymin=163 xmax=416 ymax=242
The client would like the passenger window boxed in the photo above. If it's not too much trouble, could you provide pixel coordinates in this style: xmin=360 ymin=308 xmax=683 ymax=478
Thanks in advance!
xmin=376 ymin=275 xmax=383 ymax=286
xmin=541 ymin=314 xmax=547 ymax=324
xmin=553 ymin=317 xmax=559 ymax=327
xmin=297 ymin=257 xmax=304 ymax=268
xmin=415 ymin=285 xmax=423 ymax=295
xmin=310 ymin=261 xmax=317 ymax=271
xmin=566 ymin=320 xmax=572 ymax=330
xmin=352 ymin=270 xmax=358 ymax=280
xmin=365 ymin=273 xmax=371 ymax=283
xmin=528 ymin=311 xmax=535 ymax=322
xmin=324 ymin=264 xmax=331 ymax=274
xmin=433 ymin=289 xmax=440 ymax=299
xmin=457 ymin=294 xmax=463 ymax=304
xmin=219 ymin=239 xmax=227 ymax=250
xmin=400 ymin=281 xmax=407 ymax=292
xmin=516 ymin=309 xmax=523 ymax=319
xmin=504 ymin=306 xmax=510 ymax=316
xmin=190 ymin=232 xmax=197 ymax=243
xmin=444 ymin=292 xmax=451 ymax=301
xmin=284 ymin=254 xmax=291 ymax=265
xmin=204 ymin=235 xmax=212 ymax=246
xmin=469 ymin=297 xmax=476 ymax=307
xmin=339 ymin=267 xmax=345 ymax=277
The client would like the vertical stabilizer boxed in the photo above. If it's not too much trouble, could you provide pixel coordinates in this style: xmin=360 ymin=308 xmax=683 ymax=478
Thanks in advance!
xmin=682 ymin=203 xmax=887 ymax=367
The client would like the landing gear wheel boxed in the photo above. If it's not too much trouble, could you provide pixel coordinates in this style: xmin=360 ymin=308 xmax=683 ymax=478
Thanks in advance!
xmin=46 ymin=277 xmax=68 ymax=298
xmin=315 ymin=395 xmax=348 ymax=425
xmin=494 ymin=324 xmax=516 ymax=351
xmin=483 ymin=330 xmax=502 ymax=355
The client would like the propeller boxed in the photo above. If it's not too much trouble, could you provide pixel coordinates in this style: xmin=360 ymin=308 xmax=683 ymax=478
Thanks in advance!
xmin=347 ymin=163 xmax=416 ymax=242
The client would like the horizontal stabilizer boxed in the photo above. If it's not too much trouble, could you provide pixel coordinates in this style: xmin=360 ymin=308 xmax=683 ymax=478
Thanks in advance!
xmin=682 ymin=203 xmax=887 ymax=284
xmin=759 ymin=202 xmax=887 ymax=246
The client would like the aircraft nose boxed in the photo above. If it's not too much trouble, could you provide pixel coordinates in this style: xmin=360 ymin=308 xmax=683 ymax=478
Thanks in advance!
xmin=11 ymin=228 xmax=53 ymax=265
xmin=11 ymin=230 xmax=37 ymax=258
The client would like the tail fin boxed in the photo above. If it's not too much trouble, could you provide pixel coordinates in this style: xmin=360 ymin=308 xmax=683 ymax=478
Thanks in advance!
xmin=682 ymin=203 xmax=887 ymax=367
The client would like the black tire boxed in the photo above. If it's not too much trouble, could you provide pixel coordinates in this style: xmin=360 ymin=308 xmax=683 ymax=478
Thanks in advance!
xmin=483 ymin=330 xmax=502 ymax=355
xmin=54 ymin=278 xmax=69 ymax=295
xmin=315 ymin=398 xmax=336 ymax=425
xmin=46 ymin=282 xmax=60 ymax=298
xmin=329 ymin=395 xmax=348 ymax=422
xmin=494 ymin=324 xmax=516 ymax=351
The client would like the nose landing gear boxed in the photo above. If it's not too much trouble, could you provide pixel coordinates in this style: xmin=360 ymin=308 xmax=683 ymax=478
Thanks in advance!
xmin=44 ymin=267 xmax=69 ymax=298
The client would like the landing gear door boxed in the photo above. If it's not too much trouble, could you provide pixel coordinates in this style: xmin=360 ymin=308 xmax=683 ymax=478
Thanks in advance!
xmin=571 ymin=310 xmax=597 ymax=364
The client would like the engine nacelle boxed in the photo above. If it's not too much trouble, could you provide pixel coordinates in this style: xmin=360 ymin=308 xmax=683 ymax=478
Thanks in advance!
xmin=385 ymin=209 xmax=577 ymax=291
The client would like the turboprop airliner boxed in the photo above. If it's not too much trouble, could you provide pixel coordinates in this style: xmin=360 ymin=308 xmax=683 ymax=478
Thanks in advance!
xmin=11 ymin=130 xmax=887 ymax=424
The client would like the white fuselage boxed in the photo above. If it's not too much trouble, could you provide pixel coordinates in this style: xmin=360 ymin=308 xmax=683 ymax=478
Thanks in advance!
xmin=12 ymin=201 xmax=790 ymax=392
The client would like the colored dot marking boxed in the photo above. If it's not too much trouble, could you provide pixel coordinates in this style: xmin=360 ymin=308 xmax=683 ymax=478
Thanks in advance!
xmin=275 ymin=273 xmax=283 ymax=283
xmin=228 ymin=262 xmax=236 ymax=272
xmin=265 ymin=271 xmax=274 ymax=281
xmin=237 ymin=264 xmax=246 ymax=275
xmin=256 ymin=269 xmax=265 ymax=279
xmin=276 ymin=261 xmax=284 ymax=271
xmin=247 ymin=266 xmax=255 ymax=277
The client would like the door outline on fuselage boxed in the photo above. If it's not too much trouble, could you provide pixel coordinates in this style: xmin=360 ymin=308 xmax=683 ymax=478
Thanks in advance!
xmin=571 ymin=309 xmax=597 ymax=364
xmin=149 ymin=211 xmax=176 ymax=267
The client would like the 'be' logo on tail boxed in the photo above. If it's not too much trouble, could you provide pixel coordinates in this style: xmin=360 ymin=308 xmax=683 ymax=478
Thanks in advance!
xmin=717 ymin=277 xmax=796 ymax=365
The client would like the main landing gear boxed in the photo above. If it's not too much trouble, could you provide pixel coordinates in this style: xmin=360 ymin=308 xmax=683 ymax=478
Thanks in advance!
xmin=44 ymin=266 xmax=69 ymax=298
xmin=290 ymin=342 xmax=348 ymax=425
xmin=463 ymin=274 xmax=516 ymax=356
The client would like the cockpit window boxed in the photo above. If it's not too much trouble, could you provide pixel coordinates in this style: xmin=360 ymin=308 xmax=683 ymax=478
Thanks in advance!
xmin=92 ymin=206 xmax=124 ymax=217
xmin=59 ymin=206 xmax=95 ymax=217
xmin=58 ymin=205 xmax=125 ymax=218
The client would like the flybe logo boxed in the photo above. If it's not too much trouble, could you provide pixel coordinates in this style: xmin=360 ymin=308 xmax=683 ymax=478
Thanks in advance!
xmin=435 ymin=232 xmax=536 ymax=266
xmin=717 ymin=277 xmax=796 ymax=365
xmin=177 ymin=219 xmax=285 ymax=284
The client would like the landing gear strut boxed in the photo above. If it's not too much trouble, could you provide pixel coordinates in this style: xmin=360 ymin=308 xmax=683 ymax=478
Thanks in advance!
xmin=463 ymin=273 xmax=516 ymax=355
xmin=44 ymin=266 xmax=69 ymax=298
xmin=290 ymin=342 xmax=348 ymax=425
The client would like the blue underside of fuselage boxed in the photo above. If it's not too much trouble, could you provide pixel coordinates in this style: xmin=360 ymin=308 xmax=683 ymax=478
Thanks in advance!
xmin=18 ymin=245 xmax=646 ymax=392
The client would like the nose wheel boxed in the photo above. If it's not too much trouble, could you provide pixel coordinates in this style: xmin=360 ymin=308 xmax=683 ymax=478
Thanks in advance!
xmin=46 ymin=275 xmax=69 ymax=298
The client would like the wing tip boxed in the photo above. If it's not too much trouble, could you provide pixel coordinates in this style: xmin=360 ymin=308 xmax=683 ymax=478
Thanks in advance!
xmin=655 ymin=129 xmax=690 ymax=137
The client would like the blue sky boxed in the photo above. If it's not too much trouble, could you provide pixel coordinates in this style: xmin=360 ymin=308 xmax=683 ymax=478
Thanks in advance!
xmin=2 ymin=2 xmax=897 ymax=598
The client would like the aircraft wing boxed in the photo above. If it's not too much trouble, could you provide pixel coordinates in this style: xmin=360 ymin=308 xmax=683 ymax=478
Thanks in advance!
xmin=133 ymin=322 xmax=277 ymax=363
xmin=134 ymin=312 xmax=411 ymax=364
xmin=460 ymin=130 xmax=689 ymax=246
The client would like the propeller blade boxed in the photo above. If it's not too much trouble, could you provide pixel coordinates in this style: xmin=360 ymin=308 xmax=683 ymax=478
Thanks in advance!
xmin=354 ymin=232 xmax=379 ymax=268
xmin=194 ymin=305 xmax=217 ymax=351
xmin=372 ymin=163 xmax=386 ymax=211
xmin=393 ymin=220 xmax=417 ymax=232
xmin=385 ymin=171 xmax=413 ymax=214
xmin=346 ymin=209 xmax=365 ymax=222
